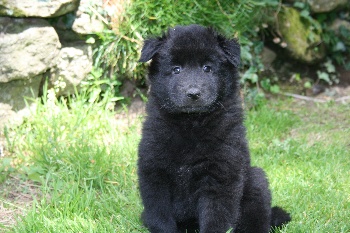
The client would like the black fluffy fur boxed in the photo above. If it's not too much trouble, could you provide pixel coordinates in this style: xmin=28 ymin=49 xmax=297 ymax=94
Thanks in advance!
xmin=137 ymin=24 xmax=291 ymax=233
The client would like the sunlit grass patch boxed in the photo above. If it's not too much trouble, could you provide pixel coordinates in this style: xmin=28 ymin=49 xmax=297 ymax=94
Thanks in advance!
xmin=1 ymin=92 xmax=145 ymax=232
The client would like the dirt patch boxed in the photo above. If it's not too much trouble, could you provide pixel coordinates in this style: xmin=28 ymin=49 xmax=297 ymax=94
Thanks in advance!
xmin=283 ymin=86 xmax=350 ymax=148
xmin=315 ymin=86 xmax=350 ymax=102
xmin=115 ymin=98 xmax=145 ymax=133
xmin=279 ymin=86 xmax=350 ymax=104
xmin=0 ymin=176 xmax=41 ymax=228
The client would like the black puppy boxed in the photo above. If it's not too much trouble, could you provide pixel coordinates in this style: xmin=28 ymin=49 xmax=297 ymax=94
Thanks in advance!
xmin=137 ymin=24 xmax=291 ymax=233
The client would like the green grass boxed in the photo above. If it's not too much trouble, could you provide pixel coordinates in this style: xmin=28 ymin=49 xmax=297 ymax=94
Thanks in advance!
xmin=0 ymin=96 xmax=145 ymax=232
xmin=246 ymin=101 xmax=350 ymax=232
xmin=1 ymin=97 xmax=349 ymax=232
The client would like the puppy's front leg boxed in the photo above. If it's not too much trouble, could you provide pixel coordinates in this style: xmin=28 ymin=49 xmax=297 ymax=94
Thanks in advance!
xmin=198 ymin=195 xmax=240 ymax=233
xmin=139 ymin=170 xmax=178 ymax=233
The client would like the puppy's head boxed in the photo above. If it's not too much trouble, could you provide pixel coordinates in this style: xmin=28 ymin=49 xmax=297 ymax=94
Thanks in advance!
xmin=140 ymin=24 xmax=241 ymax=114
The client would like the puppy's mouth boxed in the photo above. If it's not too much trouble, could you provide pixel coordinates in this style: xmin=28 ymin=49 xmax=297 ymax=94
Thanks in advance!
xmin=179 ymin=106 xmax=209 ymax=113
xmin=167 ymin=91 xmax=219 ymax=114
xmin=176 ymin=102 xmax=217 ymax=114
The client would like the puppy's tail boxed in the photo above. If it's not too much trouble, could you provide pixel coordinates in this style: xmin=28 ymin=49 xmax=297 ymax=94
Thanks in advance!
xmin=270 ymin=206 xmax=291 ymax=229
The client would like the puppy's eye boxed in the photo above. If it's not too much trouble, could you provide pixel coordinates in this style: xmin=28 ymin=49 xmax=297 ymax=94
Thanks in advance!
xmin=203 ymin=65 xmax=212 ymax=72
xmin=173 ymin=66 xmax=181 ymax=74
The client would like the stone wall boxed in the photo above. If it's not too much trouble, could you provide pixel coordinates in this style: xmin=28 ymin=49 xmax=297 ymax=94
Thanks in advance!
xmin=0 ymin=0 xmax=104 ymax=128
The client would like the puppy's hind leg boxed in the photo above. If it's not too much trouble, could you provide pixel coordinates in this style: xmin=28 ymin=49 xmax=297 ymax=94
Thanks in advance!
xmin=237 ymin=167 xmax=272 ymax=233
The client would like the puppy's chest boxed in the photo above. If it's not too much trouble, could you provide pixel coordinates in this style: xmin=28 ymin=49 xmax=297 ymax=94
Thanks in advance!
xmin=171 ymin=160 xmax=217 ymax=189
xmin=174 ymin=165 xmax=193 ymax=185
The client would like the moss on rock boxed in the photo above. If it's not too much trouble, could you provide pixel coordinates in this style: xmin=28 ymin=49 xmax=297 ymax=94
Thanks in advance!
xmin=0 ymin=0 xmax=26 ymax=17
xmin=277 ymin=6 xmax=325 ymax=64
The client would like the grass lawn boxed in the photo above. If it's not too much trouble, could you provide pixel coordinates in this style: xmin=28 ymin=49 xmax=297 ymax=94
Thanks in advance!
xmin=0 ymin=96 xmax=349 ymax=232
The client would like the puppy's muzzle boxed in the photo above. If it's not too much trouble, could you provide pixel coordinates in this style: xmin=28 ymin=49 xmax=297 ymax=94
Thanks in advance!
xmin=186 ymin=88 xmax=201 ymax=101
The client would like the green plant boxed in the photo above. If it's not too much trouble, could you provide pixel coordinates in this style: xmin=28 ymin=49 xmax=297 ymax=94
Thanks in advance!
xmin=0 ymin=157 xmax=15 ymax=183
xmin=80 ymin=67 xmax=124 ymax=108
xmin=242 ymin=87 xmax=267 ymax=109
xmin=260 ymin=78 xmax=280 ymax=93
xmin=316 ymin=59 xmax=339 ymax=85
xmin=292 ymin=1 xmax=350 ymax=69
xmin=317 ymin=12 xmax=350 ymax=67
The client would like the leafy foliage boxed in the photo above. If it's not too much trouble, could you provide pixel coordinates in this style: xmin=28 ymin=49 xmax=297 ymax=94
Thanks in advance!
xmin=292 ymin=2 xmax=350 ymax=83
xmin=90 ymin=0 xmax=349 ymax=99
xmin=94 ymin=0 xmax=277 ymax=82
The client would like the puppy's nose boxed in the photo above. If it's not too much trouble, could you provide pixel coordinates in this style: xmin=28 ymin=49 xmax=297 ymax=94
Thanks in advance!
xmin=186 ymin=88 xmax=201 ymax=100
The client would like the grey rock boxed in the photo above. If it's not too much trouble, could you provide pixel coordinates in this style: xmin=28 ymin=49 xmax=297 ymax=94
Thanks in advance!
xmin=0 ymin=75 xmax=42 ymax=110
xmin=0 ymin=17 xmax=61 ymax=83
xmin=330 ymin=19 xmax=350 ymax=38
xmin=260 ymin=47 xmax=277 ymax=69
xmin=0 ymin=0 xmax=79 ymax=18
xmin=49 ymin=44 xmax=93 ymax=96
xmin=0 ymin=102 xmax=37 ymax=131
xmin=72 ymin=0 xmax=104 ymax=35
xmin=0 ymin=103 xmax=18 ymax=130
xmin=307 ymin=0 xmax=349 ymax=13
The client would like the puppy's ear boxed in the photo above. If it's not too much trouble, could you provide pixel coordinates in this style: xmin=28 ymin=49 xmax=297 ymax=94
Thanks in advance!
xmin=217 ymin=35 xmax=241 ymax=67
xmin=139 ymin=37 xmax=164 ymax=62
